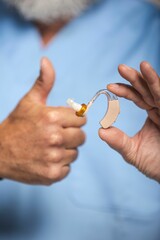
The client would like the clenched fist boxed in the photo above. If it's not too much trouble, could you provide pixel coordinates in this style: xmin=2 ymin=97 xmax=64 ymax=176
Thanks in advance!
xmin=0 ymin=58 xmax=86 ymax=185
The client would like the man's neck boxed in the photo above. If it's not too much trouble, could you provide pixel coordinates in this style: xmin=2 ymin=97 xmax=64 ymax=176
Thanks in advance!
xmin=35 ymin=20 xmax=70 ymax=46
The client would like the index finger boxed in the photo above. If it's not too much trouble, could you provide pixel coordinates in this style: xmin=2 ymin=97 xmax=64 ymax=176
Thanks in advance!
xmin=48 ymin=107 xmax=87 ymax=128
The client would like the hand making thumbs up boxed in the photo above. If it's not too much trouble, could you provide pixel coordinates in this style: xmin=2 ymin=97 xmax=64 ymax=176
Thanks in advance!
xmin=0 ymin=57 xmax=86 ymax=185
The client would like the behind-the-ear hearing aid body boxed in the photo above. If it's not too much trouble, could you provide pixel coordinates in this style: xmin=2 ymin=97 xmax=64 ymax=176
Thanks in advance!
xmin=67 ymin=89 xmax=120 ymax=128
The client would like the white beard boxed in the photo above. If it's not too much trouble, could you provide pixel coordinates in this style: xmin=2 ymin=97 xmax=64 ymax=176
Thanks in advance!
xmin=3 ymin=0 xmax=96 ymax=23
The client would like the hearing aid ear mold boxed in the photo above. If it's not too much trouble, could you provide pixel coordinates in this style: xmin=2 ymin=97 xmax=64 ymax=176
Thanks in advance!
xmin=67 ymin=89 xmax=120 ymax=129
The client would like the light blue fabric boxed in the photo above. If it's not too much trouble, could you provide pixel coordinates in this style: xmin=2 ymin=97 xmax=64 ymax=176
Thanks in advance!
xmin=0 ymin=0 xmax=160 ymax=239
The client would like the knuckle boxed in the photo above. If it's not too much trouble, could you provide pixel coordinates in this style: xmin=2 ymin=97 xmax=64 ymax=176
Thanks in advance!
xmin=50 ymin=132 xmax=64 ymax=146
xmin=42 ymin=149 xmax=63 ymax=164
xmin=45 ymin=111 xmax=56 ymax=123
xmin=124 ymin=91 xmax=130 ymax=99
xmin=50 ymin=109 xmax=62 ymax=123
xmin=35 ymin=77 xmax=44 ymax=89
xmin=41 ymin=164 xmax=71 ymax=183
xmin=41 ymin=127 xmax=64 ymax=146
xmin=52 ymin=149 xmax=64 ymax=163
xmin=43 ymin=109 xmax=61 ymax=124
xmin=42 ymin=166 xmax=62 ymax=182
xmin=48 ymin=167 xmax=62 ymax=182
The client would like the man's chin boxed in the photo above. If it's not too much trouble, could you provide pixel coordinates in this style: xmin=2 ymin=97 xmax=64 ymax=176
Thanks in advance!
xmin=3 ymin=0 xmax=96 ymax=24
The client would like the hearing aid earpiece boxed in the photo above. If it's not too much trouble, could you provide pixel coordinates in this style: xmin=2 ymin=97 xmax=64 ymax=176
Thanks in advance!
xmin=67 ymin=89 xmax=120 ymax=128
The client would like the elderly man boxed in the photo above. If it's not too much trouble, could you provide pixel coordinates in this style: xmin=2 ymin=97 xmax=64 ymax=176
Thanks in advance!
xmin=0 ymin=0 xmax=160 ymax=240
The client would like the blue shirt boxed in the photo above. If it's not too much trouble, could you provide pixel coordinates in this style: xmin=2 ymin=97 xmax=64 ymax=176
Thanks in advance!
xmin=0 ymin=0 xmax=160 ymax=239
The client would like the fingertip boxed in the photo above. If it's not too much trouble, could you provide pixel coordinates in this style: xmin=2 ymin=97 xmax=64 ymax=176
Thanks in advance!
xmin=107 ymin=83 xmax=119 ymax=92
xmin=40 ymin=57 xmax=55 ymax=80
xmin=32 ymin=57 xmax=56 ymax=103
xmin=107 ymin=83 xmax=113 ymax=88
xmin=98 ymin=127 xmax=114 ymax=142
xmin=78 ymin=115 xmax=87 ymax=127
xmin=98 ymin=128 xmax=106 ymax=140
xmin=118 ymin=63 xmax=126 ymax=70
xmin=40 ymin=57 xmax=48 ymax=70
xmin=118 ymin=64 xmax=124 ymax=74
xmin=106 ymin=84 xmax=112 ymax=91
xmin=118 ymin=64 xmax=126 ymax=72
xmin=118 ymin=64 xmax=132 ymax=72
xmin=118 ymin=64 xmax=133 ymax=80
xmin=140 ymin=60 xmax=150 ymax=68
xmin=41 ymin=57 xmax=52 ymax=68
xmin=140 ymin=61 xmax=154 ymax=75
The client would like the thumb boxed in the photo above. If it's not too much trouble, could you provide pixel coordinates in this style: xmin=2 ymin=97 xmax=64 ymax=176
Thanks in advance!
xmin=99 ymin=127 xmax=135 ymax=164
xmin=27 ymin=57 xmax=55 ymax=104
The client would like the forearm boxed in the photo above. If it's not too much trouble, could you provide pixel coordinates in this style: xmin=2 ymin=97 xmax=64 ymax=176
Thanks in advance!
xmin=0 ymin=121 xmax=12 ymax=180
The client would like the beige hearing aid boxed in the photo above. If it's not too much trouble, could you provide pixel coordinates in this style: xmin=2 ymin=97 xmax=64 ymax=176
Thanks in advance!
xmin=67 ymin=89 xmax=120 ymax=128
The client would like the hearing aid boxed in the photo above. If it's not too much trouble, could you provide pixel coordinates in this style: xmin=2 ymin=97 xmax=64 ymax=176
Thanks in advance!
xmin=67 ymin=89 xmax=120 ymax=128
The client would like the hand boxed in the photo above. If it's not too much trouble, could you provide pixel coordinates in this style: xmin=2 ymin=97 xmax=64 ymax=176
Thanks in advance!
xmin=0 ymin=57 xmax=86 ymax=185
xmin=99 ymin=61 xmax=160 ymax=182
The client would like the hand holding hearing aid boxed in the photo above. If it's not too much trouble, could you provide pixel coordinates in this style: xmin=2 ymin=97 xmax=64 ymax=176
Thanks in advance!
xmin=99 ymin=62 xmax=160 ymax=182
xmin=67 ymin=61 xmax=160 ymax=183
xmin=67 ymin=89 xmax=120 ymax=129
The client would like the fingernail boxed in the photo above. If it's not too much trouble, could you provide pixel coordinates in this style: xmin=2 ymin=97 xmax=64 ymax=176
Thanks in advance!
xmin=119 ymin=64 xmax=132 ymax=71
xmin=107 ymin=84 xmax=119 ymax=90
xmin=40 ymin=58 xmax=46 ymax=69
xmin=40 ymin=58 xmax=48 ymax=78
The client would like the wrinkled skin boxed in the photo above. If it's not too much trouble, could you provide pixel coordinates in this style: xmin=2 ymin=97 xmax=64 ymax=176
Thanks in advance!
xmin=0 ymin=58 xmax=86 ymax=185
xmin=99 ymin=61 xmax=160 ymax=182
